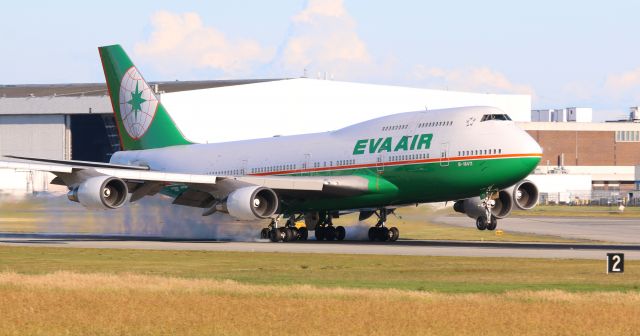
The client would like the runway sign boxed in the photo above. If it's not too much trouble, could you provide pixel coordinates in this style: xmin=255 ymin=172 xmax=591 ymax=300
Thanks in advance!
xmin=606 ymin=253 xmax=624 ymax=274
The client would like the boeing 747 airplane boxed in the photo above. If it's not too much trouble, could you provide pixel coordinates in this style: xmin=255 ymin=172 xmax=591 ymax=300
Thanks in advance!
xmin=0 ymin=45 xmax=543 ymax=242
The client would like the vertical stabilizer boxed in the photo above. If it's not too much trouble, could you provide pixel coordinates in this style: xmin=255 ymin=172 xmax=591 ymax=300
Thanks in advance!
xmin=98 ymin=44 xmax=192 ymax=150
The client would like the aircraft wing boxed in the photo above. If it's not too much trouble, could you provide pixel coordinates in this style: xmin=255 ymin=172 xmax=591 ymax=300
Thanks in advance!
xmin=0 ymin=157 xmax=217 ymax=184
xmin=0 ymin=156 xmax=373 ymax=205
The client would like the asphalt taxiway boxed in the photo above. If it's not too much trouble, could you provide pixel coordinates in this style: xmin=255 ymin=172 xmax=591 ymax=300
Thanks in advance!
xmin=1 ymin=232 xmax=639 ymax=259
xmin=436 ymin=215 xmax=640 ymax=244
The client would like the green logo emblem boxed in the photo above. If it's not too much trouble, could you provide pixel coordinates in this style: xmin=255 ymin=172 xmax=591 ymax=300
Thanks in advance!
xmin=118 ymin=67 xmax=158 ymax=139
xmin=127 ymin=81 xmax=146 ymax=118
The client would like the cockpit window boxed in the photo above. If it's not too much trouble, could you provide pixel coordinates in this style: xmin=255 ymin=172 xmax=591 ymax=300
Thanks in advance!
xmin=480 ymin=114 xmax=512 ymax=122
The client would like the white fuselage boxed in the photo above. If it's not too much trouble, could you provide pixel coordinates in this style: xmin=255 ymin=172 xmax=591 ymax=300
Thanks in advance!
xmin=110 ymin=106 xmax=541 ymax=178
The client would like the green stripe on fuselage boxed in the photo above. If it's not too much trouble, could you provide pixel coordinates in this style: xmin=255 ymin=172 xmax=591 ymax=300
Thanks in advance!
xmin=282 ymin=156 xmax=539 ymax=211
xmin=161 ymin=156 xmax=539 ymax=213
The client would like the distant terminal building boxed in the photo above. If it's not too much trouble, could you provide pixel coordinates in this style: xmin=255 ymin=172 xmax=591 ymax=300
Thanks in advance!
xmin=531 ymin=107 xmax=593 ymax=122
xmin=520 ymin=108 xmax=640 ymax=204
xmin=0 ymin=78 xmax=531 ymax=194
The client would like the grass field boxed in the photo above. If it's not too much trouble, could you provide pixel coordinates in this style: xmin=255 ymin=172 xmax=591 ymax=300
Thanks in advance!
xmin=1 ymin=246 xmax=639 ymax=335
xmin=1 ymin=271 xmax=639 ymax=336
xmin=1 ymin=246 xmax=638 ymax=292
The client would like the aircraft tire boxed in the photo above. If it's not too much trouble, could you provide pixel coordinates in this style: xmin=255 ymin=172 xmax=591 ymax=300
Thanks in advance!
xmin=299 ymin=227 xmax=308 ymax=240
xmin=315 ymin=227 xmax=325 ymax=241
xmin=476 ymin=217 xmax=487 ymax=230
xmin=260 ymin=228 xmax=269 ymax=239
xmin=368 ymin=227 xmax=377 ymax=241
xmin=389 ymin=227 xmax=399 ymax=241
xmin=487 ymin=217 xmax=497 ymax=231
xmin=325 ymin=226 xmax=337 ymax=241
xmin=281 ymin=228 xmax=292 ymax=242
xmin=377 ymin=227 xmax=390 ymax=242
xmin=336 ymin=226 xmax=346 ymax=241
xmin=290 ymin=227 xmax=299 ymax=240
xmin=269 ymin=228 xmax=282 ymax=242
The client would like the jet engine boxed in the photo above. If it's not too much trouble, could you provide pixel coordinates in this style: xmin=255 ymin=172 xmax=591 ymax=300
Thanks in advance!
xmin=453 ymin=180 xmax=538 ymax=219
xmin=225 ymin=186 xmax=279 ymax=221
xmin=506 ymin=180 xmax=539 ymax=210
xmin=67 ymin=176 xmax=129 ymax=210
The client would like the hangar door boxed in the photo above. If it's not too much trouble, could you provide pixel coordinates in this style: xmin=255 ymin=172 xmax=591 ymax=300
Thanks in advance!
xmin=70 ymin=114 xmax=119 ymax=163
xmin=0 ymin=115 xmax=67 ymax=159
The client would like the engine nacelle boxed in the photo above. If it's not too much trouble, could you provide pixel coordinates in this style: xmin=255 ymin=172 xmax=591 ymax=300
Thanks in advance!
xmin=507 ymin=179 xmax=539 ymax=210
xmin=67 ymin=176 xmax=129 ymax=210
xmin=226 ymin=186 xmax=279 ymax=220
xmin=453 ymin=190 xmax=513 ymax=220
xmin=453 ymin=180 xmax=539 ymax=219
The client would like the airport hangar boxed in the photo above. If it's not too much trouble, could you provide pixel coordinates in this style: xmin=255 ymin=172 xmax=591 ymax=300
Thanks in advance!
xmin=1 ymin=77 xmax=639 ymax=204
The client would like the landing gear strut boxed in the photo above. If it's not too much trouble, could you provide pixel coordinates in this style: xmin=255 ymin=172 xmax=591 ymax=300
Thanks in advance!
xmin=313 ymin=212 xmax=346 ymax=241
xmin=476 ymin=189 xmax=498 ymax=231
xmin=368 ymin=208 xmax=399 ymax=242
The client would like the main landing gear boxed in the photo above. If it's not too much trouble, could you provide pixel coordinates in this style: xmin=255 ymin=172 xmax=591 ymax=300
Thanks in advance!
xmin=313 ymin=213 xmax=346 ymax=241
xmin=367 ymin=208 xmax=399 ymax=242
xmin=260 ymin=209 xmax=400 ymax=242
xmin=475 ymin=190 xmax=498 ymax=231
xmin=260 ymin=215 xmax=309 ymax=242
xmin=259 ymin=211 xmax=348 ymax=242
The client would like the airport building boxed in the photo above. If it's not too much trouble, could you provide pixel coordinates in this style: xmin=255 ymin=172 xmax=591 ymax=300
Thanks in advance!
xmin=0 ymin=79 xmax=283 ymax=194
xmin=520 ymin=107 xmax=640 ymax=204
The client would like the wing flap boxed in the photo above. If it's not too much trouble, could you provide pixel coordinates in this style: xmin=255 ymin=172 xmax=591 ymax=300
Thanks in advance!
xmin=93 ymin=168 xmax=217 ymax=184
xmin=233 ymin=176 xmax=325 ymax=191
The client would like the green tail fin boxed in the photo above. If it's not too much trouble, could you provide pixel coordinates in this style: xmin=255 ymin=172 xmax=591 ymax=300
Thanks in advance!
xmin=98 ymin=44 xmax=192 ymax=151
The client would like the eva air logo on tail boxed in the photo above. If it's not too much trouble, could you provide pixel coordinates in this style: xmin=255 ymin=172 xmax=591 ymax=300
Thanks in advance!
xmin=118 ymin=67 xmax=158 ymax=139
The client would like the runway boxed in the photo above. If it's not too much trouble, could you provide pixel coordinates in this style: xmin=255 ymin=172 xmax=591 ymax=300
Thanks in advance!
xmin=1 ymin=232 xmax=639 ymax=259
xmin=436 ymin=215 xmax=640 ymax=244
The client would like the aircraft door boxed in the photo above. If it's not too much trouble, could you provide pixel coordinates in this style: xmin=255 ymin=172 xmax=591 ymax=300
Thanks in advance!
xmin=376 ymin=153 xmax=385 ymax=174
xmin=440 ymin=142 xmax=450 ymax=167
xmin=304 ymin=153 xmax=311 ymax=176
xmin=241 ymin=159 xmax=247 ymax=175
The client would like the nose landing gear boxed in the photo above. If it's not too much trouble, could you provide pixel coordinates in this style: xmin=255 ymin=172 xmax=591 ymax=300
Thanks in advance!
xmin=475 ymin=216 xmax=497 ymax=231
xmin=476 ymin=189 xmax=498 ymax=231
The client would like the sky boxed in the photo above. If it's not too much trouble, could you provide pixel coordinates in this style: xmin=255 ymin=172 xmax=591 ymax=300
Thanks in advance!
xmin=1 ymin=0 xmax=639 ymax=121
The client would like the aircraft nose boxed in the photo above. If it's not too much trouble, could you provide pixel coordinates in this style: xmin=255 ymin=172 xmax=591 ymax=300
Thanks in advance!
xmin=520 ymin=130 xmax=542 ymax=170
xmin=524 ymin=132 xmax=542 ymax=155
xmin=526 ymin=132 xmax=542 ymax=155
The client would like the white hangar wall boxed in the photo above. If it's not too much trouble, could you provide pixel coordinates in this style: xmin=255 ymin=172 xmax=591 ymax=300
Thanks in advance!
xmin=162 ymin=78 xmax=531 ymax=143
